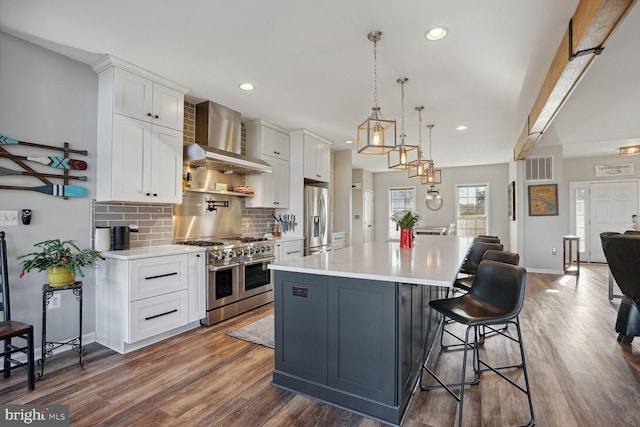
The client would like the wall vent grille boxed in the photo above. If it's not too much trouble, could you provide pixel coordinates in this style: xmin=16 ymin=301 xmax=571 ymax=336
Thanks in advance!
xmin=525 ymin=155 xmax=553 ymax=181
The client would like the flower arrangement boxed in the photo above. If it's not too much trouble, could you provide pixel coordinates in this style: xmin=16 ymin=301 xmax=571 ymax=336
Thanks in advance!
xmin=391 ymin=210 xmax=421 ymax=230
xmin=18 ymin=239 xmax=105 ymax=279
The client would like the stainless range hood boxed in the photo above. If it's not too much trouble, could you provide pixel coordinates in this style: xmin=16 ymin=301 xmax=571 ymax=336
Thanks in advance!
xmin=183 ymin=101 xmax=272 ymax=174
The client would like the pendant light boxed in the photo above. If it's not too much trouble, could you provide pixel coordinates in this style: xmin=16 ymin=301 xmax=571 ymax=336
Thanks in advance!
xmin=357 ymin=31 xmax=397 ymax=155
xmin=388 ymin=78 xmax=418 ymax=169
xmin=408 ymin=108 xmax=434 ymax=178
xmin=420 ymin=124 xmax=442 ymax=185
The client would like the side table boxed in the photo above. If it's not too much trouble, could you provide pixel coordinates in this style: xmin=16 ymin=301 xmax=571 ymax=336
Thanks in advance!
xmin=563 ymin=235 xmax=580 ymax=275
xmin=36 ymin=281 xmax=87 ymax=380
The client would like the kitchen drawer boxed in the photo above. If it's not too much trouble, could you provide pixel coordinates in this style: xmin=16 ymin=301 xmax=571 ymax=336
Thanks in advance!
xmin=280 ymin=239 xmax=304 ymax=261
xmin=332 ymin=232 xmax=347 ymax=249
xmin=128 ymin=290 xmax=189 ymax=343
xmin=129 ymin=254 xmax=188 ymax=301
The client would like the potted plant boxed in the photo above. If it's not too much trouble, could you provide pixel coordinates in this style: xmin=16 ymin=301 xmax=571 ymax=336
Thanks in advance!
xmin=391 ymin=210 xmax=421 ymax=248
xmin=18 ymin=239 xmax=105 ymax=287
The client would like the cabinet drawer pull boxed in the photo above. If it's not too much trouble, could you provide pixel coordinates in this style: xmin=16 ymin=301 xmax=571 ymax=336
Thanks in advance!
xmin=286 ymin=250 xmax=301 ymax=255
xmin=144 ymin=272 xmax=178 ymax=280
xmin=145 ymin=309 xmax=178 ymax=321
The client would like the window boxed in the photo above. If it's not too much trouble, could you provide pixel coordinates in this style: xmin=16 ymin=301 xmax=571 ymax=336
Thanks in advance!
xmin=525 ymin=155 xmax=553 ymax=181
xmin=388 ymin=187 xmax=416 ymax=239
xmin=575 ymin=188 xmax=586 ymax=252
xmin=456 ymin=184 xmax=488 ymax=237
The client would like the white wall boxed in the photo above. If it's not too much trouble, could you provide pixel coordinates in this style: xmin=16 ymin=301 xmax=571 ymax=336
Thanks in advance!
xmin=373 ymin=164 xmax=510 ymax=246
xmin=333 ymin=150 xmax=352 ymax=244
xmin=0 ymin=32 xmax=98 ymax=343
xmin=521 ymin=144 xmax=564 ymax=273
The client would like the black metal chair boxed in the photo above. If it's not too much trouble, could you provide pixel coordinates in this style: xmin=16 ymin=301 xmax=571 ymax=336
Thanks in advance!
xmin=0 ymin=231 xmax=35 ymax=391
xmin=455 ymin=250 xmax=519 ymax=292
xmin=421 ymin=260 xmax=534 ymax=427
xmin=600 ymin=232 xmax=640 ymax=343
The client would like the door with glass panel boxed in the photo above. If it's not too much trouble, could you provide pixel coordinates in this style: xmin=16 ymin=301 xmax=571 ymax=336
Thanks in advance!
xmin=571 ymin=181 xmax=638 ymax=262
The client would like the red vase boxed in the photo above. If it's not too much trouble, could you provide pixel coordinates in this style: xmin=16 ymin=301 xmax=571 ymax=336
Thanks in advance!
xmin=400 ymin=228 xmax=413 ymax=248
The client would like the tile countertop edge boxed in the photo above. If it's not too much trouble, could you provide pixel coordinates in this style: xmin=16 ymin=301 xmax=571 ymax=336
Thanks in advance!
xmin=101 ymin=245 xmax=207 ymax=260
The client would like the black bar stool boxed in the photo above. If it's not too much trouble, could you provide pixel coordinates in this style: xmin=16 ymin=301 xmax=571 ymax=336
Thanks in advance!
xmin=421 ymin=260 xmax=535 ymax=426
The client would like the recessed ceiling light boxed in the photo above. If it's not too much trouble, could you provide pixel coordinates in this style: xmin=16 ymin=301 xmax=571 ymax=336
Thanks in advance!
xmin=425 ymin=27 xmax=447 ymax=41
xmin=456 ymin=125 xmax=468 ymax=131
xmin=344 ymin=140 xmax=354 ymax=144
xmin=239 ymin=83 xmax=254 ymax=91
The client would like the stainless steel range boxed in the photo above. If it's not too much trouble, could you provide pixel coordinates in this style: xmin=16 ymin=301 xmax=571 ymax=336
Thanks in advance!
xmin=177 ymin=237 xmax=275 ymax=326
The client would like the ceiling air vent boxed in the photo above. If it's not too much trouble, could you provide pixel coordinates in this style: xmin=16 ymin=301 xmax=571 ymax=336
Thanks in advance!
xmin=525 ymin=155 xmax=553 ymax=181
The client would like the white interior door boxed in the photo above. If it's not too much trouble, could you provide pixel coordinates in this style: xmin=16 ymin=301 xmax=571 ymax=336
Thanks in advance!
xmin=588 ymin=181 xmax=638 ymax=262
xmin=364 ymin=190 xmax=374 ymax=243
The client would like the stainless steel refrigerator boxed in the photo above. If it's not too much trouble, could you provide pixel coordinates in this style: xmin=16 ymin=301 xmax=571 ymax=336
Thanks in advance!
xmin=304 ymin=185 xmax=330 ymax=255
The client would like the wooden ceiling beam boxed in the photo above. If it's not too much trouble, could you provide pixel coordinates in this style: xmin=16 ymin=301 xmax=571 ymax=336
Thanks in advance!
xmin=513 ymin=0 xmax=637 ymax=161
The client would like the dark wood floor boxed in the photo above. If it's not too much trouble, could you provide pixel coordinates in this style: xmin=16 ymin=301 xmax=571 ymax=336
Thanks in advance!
xmin=2 ymin=264 xmax=639 ymax=426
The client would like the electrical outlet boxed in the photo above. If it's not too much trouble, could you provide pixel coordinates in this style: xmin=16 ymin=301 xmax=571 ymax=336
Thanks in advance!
xmin=48 ymin=293 xmax=61 ymax=309
xmin=552 ymin=247 xmax=557 ymax=255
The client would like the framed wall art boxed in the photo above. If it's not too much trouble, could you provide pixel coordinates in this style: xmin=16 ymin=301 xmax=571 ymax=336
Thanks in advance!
xmin=508 ymin=181 xmax=516 ymax=220
xmin=528 ymin=184 xmax=558 ymax=216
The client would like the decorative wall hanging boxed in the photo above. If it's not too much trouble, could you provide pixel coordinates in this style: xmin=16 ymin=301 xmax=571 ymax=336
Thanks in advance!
xmin=0 ymin=134 xmax=88 ymax=199
xmin=594 ymin=163 xmax=634 ymax=177
xmin=508 ymin=181 xmax=516 ymax=220
xmin=528 ymin=184 xmax=558 ymax=216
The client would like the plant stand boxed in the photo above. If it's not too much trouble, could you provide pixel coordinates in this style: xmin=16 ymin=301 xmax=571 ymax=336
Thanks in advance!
xmin=36 ymin=281 xmax=86 ymax=380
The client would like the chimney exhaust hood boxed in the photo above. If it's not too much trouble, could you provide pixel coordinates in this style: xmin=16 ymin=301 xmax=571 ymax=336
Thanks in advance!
xmin=183 ymin=101 xmax=272 ymax=174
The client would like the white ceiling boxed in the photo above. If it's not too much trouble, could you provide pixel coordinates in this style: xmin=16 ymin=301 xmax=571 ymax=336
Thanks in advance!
xmin=1 ymin=0 xmax=638 ymax=172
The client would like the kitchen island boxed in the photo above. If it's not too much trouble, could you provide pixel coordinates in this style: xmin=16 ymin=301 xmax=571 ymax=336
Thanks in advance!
xmin=269 ymin=236 xmax=472 ymax=426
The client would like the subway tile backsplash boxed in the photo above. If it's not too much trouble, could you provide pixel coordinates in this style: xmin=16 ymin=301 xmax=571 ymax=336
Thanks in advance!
xmin=93 ymin=201 xmax=174 ymax=248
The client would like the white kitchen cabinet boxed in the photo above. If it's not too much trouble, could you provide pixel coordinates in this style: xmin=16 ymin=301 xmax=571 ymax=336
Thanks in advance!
xmin=290 ymin=130 xmax=332 ymax=183
xmin=93 ymin=55 xmax=188 ymax=203
xmin=113 ymin=68 xmax=184 ymax=131
xmin=275 ymin=238 xmax=304 ymax=262
xmin=96 ymin=250 xmax=205 ymax=354
xmin=102 ymin=114 xmax=182 ymax=203
xmin=246 ymin=120 xmax=290 ymax=161
xmin=187 ymin=251 xmax=206 ymax=323
xmin=245 ymin=120 xmax=291 ymax=208
xmin=246 ymin=155 xmax=289 ymax=208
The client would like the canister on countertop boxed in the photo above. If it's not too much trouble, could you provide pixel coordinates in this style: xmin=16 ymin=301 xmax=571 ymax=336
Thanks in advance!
xmin=94 ymin=227 xmax=111 ymax=252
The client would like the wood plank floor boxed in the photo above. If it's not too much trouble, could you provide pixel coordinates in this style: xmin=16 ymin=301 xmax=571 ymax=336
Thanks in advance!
xmin=2 ymin=264 xmax=640 ymax=426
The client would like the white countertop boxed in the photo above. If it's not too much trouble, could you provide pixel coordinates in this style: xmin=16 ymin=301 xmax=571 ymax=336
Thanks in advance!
xmin=102 ymin=245 xmax=207 ymax=260
xmin=270 ymin=235 xmax=472 ymax=287
xmin=274 ymin=235 xmax=305 ymax=242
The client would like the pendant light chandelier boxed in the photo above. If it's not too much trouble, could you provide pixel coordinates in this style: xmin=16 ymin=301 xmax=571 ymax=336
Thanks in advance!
xmin=421 ymin=124 xmax=442 ymax=185
xmin=357 ymin=31 xmax=397 ymax=155
xmin=388 ymin=78 xmax=418 ymax=169
xmin=407 ymin=108 xmax=433 ymax=179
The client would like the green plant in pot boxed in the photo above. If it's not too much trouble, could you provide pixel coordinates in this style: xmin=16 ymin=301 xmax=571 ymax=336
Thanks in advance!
xmin=18 ymin=239 xmax=105 ymax=287
xmin=391 ymin=210 xmax=421 ymax=230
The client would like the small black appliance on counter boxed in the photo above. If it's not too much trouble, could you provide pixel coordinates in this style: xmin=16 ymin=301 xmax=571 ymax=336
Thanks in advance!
xmin=111 ymin=226 xmax=130 ymax=250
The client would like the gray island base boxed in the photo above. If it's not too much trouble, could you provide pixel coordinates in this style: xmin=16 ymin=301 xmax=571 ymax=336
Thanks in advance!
xmin=269 ymin=237 xmax=472 ymax=425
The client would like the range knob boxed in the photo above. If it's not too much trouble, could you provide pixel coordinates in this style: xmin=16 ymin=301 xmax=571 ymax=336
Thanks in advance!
xmin=212 ymin=252 xmax=222 ymax=261
xmin=265 ymin=246 xmax=272 ymax=252
xmin=226 ymin=251 xmax=234 ymax=260
xmin=248 ymin=248 xmax=254 ymax=256
xmin=236 ymin=250 xmax=243 ymax=256
xmin=261 ymin=247 xmax=266 ymax=253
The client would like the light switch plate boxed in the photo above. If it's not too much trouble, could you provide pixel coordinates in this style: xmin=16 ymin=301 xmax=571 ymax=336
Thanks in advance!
xmin=0 ymin=210 xmax=19 ymax=226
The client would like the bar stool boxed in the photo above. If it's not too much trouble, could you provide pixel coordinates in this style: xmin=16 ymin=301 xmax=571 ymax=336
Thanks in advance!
xmin=563 ymin=235 xmax=580 ymax=275
xmin=421 ymin=260 xmax=535 ymax=426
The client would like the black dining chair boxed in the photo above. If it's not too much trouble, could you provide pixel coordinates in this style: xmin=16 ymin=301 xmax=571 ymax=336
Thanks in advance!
xmin=421 ymin=260 xmax=535 ymax=427
xmin=0 ymin=231 xmax=36 ymax=391
xmin=600 ymin=232 xmax=640 ymax=343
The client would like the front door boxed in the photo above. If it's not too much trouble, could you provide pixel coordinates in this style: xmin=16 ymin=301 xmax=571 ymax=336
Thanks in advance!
xmin=588 ymin=181 xmax=638 ymax=262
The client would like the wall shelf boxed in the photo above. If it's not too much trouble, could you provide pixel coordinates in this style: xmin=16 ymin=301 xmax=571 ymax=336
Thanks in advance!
xmin=182 ymin=188 xmax=253 ymax=197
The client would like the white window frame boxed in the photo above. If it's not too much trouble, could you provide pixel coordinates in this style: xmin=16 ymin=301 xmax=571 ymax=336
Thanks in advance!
xmin=455 ymin=183 xmax=490 ymax=237
xmin=388 ymin=186 xmax=416 ymax=239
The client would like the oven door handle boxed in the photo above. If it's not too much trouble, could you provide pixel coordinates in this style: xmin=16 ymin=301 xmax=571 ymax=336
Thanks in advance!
xmin=240 ymin=257 xmax=276 ymax=266
xmin=209 ymin=262 xmax=240 ymax=272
